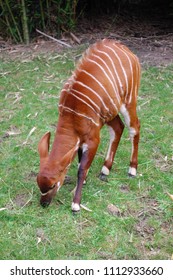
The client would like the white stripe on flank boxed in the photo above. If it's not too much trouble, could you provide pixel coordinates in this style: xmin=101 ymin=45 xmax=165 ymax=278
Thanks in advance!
xmin=78 ymin=70 xmax=112 ymax=117
xmin=100 ymin=47 xmax=124 ymax=96
xmin=121 ymin=45 xmax=140 ymax=101
xmin=64 ymin=89 xmax=103 ymax=120
xmin=75 ymin=80 xmax=110 ymax=113
xmin=92 ymin=50 xmax=120 ymax=101
xmin=105 ymin=44 xmax=129 ymax=97
xmin=95 ymin=49 xmax=122 ymax=101
xmin=59 ymin=104 xmax=100 ymax=126
xmin=88 ymin=54 xmax=119 ymax=112
xmin=118 ymin=45 xmax=134 ymax=103
xmin=71 ymin=88 xmax=100 ymax=111
xmin=85 ymin=58 xmax=118 ymax=112
xmin=71 ymin=88 xmax=107 ymax=121
xmin=122 ymin=45 xmax=140 ymax=79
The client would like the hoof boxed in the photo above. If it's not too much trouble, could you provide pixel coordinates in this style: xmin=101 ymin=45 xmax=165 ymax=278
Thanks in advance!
xmin=128 ymin=167 xmax=137 ymax=178
xmin=72 ymin=210 xmax=80 ymax=215
xmin=99 ymin=173 xmax=108 ymax=182
xmin=128 ymin=173 xmax=136 ymax=178
xmin=71 ymin=202 xmax=80 ymax=213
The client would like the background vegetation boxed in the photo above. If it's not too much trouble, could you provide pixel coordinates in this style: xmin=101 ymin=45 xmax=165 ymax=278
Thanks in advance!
xmin=0 ymin=0 xmax=173 ymax=44
xmin=0 ymin=49 xmax=173 ymax=259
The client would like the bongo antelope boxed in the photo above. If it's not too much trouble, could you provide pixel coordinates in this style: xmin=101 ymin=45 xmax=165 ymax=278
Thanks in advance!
xmin=37 ymin=39 xmax=141 ymax=212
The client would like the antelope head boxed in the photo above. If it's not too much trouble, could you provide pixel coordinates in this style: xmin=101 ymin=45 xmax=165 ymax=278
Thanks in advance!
xmin=37 ymin=132 xmax=79 ymax=207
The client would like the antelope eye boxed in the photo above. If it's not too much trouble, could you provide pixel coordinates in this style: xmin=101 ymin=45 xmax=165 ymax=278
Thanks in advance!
xmin=50 ymin=183 xmax=56 ymax=190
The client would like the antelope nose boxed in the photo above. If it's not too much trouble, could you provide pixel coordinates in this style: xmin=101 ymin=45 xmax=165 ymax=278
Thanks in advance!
xmin=40 ymin=201 xmax=50 ymax=207
xmin=40 ymin=198 xmax=51 ymax=207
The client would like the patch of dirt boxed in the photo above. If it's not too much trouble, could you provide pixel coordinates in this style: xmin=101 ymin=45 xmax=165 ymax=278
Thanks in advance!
xmin=27 ymin=171 xmax=37 ymax=180
xmin=120 ymin=184 xmax=130 ymax=193
xmin=6 ymin=193 xmax=32 ymax=210
xmin=36 ymin=228 xmax=51 ymax=244
xmin=135 ymin=218 xmax=155 ymax=240
xmin=107 ymin=203 xmax=121 ymax=216
xmin=0 ymin=12 xmax=173 ymax=66
xmin=133 ymin=197 xmax=173 ymax=259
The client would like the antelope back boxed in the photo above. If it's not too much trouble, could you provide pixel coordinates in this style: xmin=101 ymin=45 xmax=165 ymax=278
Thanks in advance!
xmin=59 ymin=39 xmax=140 ymax=127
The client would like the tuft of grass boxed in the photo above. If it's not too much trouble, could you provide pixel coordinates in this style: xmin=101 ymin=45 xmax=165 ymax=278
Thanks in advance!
xmin=0 ymin=51 xmax=173 ymax=260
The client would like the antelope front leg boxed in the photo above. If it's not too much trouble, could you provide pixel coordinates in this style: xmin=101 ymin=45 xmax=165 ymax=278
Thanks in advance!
xmin=72 ymin=139 xmax=99 ymax=212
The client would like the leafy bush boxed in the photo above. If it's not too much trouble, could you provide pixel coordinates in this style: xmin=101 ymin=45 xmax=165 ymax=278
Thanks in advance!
xmin=0 ymin=0 xmax=78 ymax=44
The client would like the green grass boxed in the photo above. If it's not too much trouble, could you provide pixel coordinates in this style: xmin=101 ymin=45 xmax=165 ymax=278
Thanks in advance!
xmin=0 ymin=50 xmax=173 ymax=260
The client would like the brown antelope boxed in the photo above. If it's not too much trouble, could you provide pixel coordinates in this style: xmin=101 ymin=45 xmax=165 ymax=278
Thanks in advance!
xmin=37 ymin=39 xmax=141 ymax=212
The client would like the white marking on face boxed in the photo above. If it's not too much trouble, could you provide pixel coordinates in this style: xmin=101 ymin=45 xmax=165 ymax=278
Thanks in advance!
xmin=57 ymin=181 xmax=61 ymax=191
xmin=71 ymin=202 xmax=80 ymax=212
xmin=101 ymin=165 xmax=110 ymax=176
xmin=128 ymin=167 xmax=137 ymax=177
xmin=40 ymin=188 xmax=53 ymax=196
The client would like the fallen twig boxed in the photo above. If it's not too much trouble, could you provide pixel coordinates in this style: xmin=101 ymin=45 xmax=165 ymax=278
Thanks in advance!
xmin=166 ymin=192 xmax=173 ymax=201
xmin=23 ymin=126 xmax=36 ymax=145
xmin=0 ymin=208 xmax=7 ymax=211
xmin=36 ymin=29 xmax=72 ymax=48
xmin=70 ymin=32 xmax=81 ymax=44
xmin=80 ymin=204 xmax=92 ymax=212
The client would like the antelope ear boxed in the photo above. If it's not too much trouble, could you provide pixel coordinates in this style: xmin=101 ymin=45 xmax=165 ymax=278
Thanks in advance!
xmin=38 ymin=132 xmax=51 ymax=167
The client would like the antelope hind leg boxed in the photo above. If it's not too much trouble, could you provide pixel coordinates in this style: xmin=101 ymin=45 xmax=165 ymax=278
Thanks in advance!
xmin=99 ymin=115 xmax=124 ymax=181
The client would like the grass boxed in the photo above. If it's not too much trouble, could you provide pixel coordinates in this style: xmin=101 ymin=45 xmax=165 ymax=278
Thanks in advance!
xmin=0 ymin=49 xmax=173 ymax=260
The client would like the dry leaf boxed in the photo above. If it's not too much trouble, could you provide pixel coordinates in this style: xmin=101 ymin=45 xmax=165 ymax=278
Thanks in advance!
xmin=4 ymin=126 xmax=21 ymax=137
xmin=37 ymin=237 xmax=42 ymax=245
xmin=166 ymin=192 xmax=173 ymax=201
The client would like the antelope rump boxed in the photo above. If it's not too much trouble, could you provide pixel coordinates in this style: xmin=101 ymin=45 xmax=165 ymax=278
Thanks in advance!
xmin=37 ymin=39 xmax=141 ymax=212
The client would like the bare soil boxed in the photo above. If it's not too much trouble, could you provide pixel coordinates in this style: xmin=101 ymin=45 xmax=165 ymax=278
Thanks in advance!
xmin=0 ymin=13 xmax=173 ymax=67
